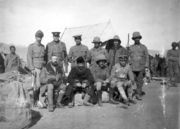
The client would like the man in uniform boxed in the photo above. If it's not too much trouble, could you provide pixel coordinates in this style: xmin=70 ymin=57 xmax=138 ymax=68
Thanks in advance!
xmin=27 ymin=30 xmax=45 ymax=92
xmin=108 ymin=35 xmax=128 ymax=74
xmin=129 ymin=32 xmax=149 ymax=99
xmin=4 ymin=45 xmax=21 ymax=72
xmin=90 ymin=54 xmax=118 ymax=106
xmin=0 ymin=51 xmax=5 ymax=73
xmin=89 ymin=36 xmax=108 ymax=69
xmin=166 ymin=42 xmax=179 ymax=86
xmin=46 ymin=32 xmax=68 ymax=73
xmin=68 ymin=35 xmax=90 ymax=68
xmin=110 ymin=54 xmax=136 ymax=106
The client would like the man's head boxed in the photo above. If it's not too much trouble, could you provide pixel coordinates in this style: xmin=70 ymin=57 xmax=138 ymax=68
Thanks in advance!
xmin=96 ymin=54 xmax=107 ymax=68
xmin=73 ymin=35 xmax=82 ymax=45
xmin=51 ymin=56 xmax=58 ymax=66
xmin=76 ymin=56 xmax=85 ymax=69
xmin=35 ymin=30 xmax=44 ymax=43
xmin=52 ymin=32 xmax=60 ymax=42
xmin=112 ymin=35 xmax=121 ymax=48
xmin=132 ymin=32 xmax=142 ymax=44
xmin=92 ymin=36 xmax=101 ymax=48
xmin=118 ymin=55 xmax=128 ymax=67
xmin=10 ymin=45 xmax=16 ymax=54
xmin=171 ymin=42 xmax=177 ymax=50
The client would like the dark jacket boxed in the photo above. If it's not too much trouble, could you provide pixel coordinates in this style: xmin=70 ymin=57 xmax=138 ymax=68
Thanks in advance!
xmin=67 ymin=66 xmax=94 ymax=85
xmin=40 ymin=62 xmax=64 ymax=86
xmin=0 ymin=53 xmax=5 ymax=73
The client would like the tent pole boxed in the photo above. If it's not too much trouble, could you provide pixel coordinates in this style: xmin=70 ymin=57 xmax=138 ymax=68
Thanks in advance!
xmin=60 ymin=27 xmax=67 ymax=40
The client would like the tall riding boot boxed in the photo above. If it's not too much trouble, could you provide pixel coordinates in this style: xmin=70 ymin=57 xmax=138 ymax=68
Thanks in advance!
xmin=97 ymin=90 xmax=103 ymax=106
xmin=56 ymin=91 xmax=64 ymax=108
xmin=83 ymin=94 xmax=93 ymax=106
xmin=127 ymin=87 xmax=136 ymax=104
xmin=109 ymin=88 xmax=119 ymax=104
xmin=48 ymin=89 xmax=54 ymax=112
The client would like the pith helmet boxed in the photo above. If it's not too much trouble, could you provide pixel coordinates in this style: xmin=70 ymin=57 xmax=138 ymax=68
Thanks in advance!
xmin=112 ymin=35 xmax=121 ymax=43
xmin=96 ymin=54 xmax=107 ymax=63
xmin=92 ymin=36 xmax=102 ymax=43
xmin=132 ymin=31 xmax=142 ymax=40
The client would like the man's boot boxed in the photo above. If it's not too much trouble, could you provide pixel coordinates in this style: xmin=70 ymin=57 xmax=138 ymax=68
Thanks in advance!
xmin=68 ymin=95 xmax=75 ymax=108
xmin=56 ymin=91 xmax=64 ymax=108
xmin=109 ymin=88 xmax=119 ymax=104
xmin=48 ymin=88 xmax=54 ymax=112
xmin=83 ymin=94 xmax=93 ymax=106
xmin=97 ymin=90 xmax=103 ymax=106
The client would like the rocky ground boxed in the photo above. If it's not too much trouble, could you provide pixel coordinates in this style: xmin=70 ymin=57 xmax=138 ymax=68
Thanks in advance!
xmin=28 ymin=80 xmax=180 ymax=129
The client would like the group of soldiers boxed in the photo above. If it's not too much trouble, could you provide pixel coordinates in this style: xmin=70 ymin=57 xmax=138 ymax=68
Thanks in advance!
xmin=25 ymin=30 xmax=149 ymax=112
xmin=0 ymin=30 xmax=150 ymax=112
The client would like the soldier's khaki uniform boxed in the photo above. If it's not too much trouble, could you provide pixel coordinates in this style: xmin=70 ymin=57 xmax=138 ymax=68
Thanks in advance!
xmin=46 ymin=41 xmax=68 ymax=68
xmin=27 ymin=43 xmax=45 ymax=89
xmin=108 ymin=46 xmax=128 ymax=73
xmin=68 ymin=44 xmax=89 ymax=67
xmin=89 ymin=47 xmax=108 ymax=69
xmin=166 ymin=49 xmax=179 ymax=82
xmin=45 ymin=41 xmax=55 ymax=62
xmin=129 ymin=43 xmax=149 ymax=95
xmin=110 ymin=63 xmax=134 ymax=101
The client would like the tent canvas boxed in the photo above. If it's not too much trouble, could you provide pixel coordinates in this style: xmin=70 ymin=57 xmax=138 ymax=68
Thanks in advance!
xmin=61 ymin=20 xmax=116 ymax=52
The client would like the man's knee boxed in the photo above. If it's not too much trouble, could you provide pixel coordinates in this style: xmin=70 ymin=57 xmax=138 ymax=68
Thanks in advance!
xmin=60 ymin=84 xmax=67 ymax=92
xmin=47 ymin=84 xmax=54 ymax=91
xmin=96 ymin=82 xmax=102 ymax=91
xmin=117 ymin=82 xmax=124 ymax=88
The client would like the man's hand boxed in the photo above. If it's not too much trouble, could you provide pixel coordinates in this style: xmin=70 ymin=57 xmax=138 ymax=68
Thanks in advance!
xmin=31 ymin=69 xmax=36 ymax=75
xmin=76 ymin=83 xmax=82 ymax=87
xmin=56 ymin=74 xmax=61 ymax=81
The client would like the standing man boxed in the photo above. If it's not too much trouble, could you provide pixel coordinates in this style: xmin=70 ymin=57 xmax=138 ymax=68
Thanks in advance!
xmin=129 ymin=32 xmax=149 ymax=99
xmin=0 ymin=51 xmax=5 ymax=73
xmin=89 ymin=36 xmax=108 ymax=69
xmin=4 ymin=45 xmax=21 ymax=72
xmin=108 ymin=35 xmax=128 ymax=73
xmin=27 ymin=30 xmax=45 ymax=91
xmin=166 ymin=42 xmax=179 ymax=86
xmin=46 ymin=32 xmax=68 ymax=73
xmin=68 ymin=35 xmax=90 ymax=68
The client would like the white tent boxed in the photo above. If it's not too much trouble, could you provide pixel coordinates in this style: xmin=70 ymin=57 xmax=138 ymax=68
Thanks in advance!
xmin=61 ymin=20 xmax=116 ymax=52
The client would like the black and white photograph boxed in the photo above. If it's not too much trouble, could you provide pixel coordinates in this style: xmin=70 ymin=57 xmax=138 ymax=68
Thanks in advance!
xmin=0 ymin=0 xmax=179 ymax=129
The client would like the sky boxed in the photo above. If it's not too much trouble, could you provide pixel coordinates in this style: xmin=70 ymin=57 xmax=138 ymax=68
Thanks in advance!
xmin=0 ymin=0 xmax=179 ymax=52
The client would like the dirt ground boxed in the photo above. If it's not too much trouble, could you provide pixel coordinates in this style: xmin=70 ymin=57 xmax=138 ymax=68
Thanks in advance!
xmin=29 ymin=81 xmax=180 ymax=129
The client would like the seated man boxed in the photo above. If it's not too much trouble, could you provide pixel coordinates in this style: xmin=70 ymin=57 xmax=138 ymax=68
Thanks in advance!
xmin=90 ymin=54 xmax=119 ymax=106
xmin=39 ymin=56 xmax=66 ymax=112
xmin=110 ymin=54 xmax=136 ymax=106
xmin=66 ymin=56 xmax=95 ymax=107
